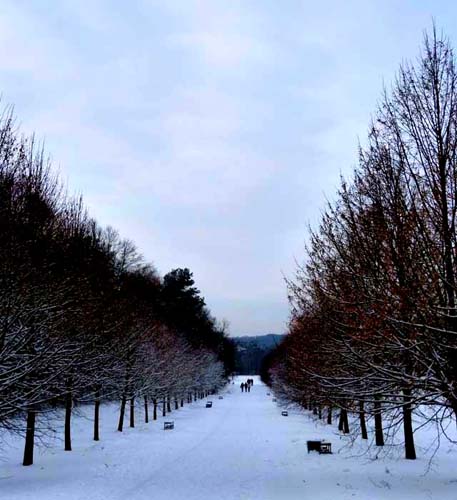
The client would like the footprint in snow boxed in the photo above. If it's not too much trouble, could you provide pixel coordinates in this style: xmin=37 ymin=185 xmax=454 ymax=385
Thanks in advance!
xmin=380 ymin=480 xmax=391 ymax=490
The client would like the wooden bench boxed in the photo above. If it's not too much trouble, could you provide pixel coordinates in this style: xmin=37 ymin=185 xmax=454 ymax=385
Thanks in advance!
xmin=266 ymin=392 xmax=270 ymax=396
xmin=306 ymin=440 xmax=332 ymax=454
xmin=206 ymin=401 xmax=213 ymax=408
xmin=281 ymin=411 xmax=288 ymax=417
xmin=218 ymin=396 xmax=223 ymax=400
xmin=164 ymin=421 xmax=174 ymax=430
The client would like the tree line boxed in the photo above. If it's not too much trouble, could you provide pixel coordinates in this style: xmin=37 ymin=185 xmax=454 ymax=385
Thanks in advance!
xmin=0 ymin=107 xmax=235 ymax=465
xmin=262 ymin=28 xmax=457 ymax=460
xmin=234 ymin=335 xmax=284 ymax=375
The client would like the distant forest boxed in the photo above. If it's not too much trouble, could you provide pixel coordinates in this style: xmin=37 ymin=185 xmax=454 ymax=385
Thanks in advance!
xmin=233 ymin=334 xmax=284 ymax=375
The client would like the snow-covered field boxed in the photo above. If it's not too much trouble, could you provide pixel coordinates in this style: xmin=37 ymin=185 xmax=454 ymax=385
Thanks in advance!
xmin=1 ymin=376 xmax=456 ymax=500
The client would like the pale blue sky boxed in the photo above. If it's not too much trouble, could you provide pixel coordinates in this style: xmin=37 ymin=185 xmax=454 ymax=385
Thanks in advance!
xmin=0 ymin=1 xmax=454 ymax=335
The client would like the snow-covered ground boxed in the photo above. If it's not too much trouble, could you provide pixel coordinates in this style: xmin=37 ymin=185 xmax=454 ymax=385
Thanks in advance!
xmin=1 ymin=376 xmax=456 ymax=499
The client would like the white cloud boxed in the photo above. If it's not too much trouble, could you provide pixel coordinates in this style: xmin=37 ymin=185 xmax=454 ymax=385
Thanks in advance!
xmin=168 ymin=31 xmax=271 ymax=69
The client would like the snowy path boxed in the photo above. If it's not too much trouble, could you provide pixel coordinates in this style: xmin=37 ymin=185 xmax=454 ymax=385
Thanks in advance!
xmin=1 ymin=376 xmax=457 ymax=499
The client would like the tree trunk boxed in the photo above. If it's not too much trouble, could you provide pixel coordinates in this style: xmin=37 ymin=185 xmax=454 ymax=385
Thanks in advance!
xmin=342 ymin=408 xmax=350 ymax=434
xmin=374 ymin=396 xmax=384 ymax=446
xmin=181 ymin=398 xmax=184 ymax=407
xmin=94 ymin=390 xmax=100 ymax=441
xmin=403 ymin=389 xmax=416 ymax=459
xmin=162 ymin=398 xmax=166 ymax=417
xmin=23 ymin=410 xmax=36 ymax=466
xmin=318 ymin=405 xmax=322 ymax=419
xmin=65 ymin=388 xmax=72 ymax=451
xmin=130 ymin=397 xmax=135 ymax=428
xmin=118 ymin=395 xmax=126 ymax=432
xmin=338 ymin=410 xmax=344 ymax=431
xmin=175 ymin=398 xmax=179 ymax=410
xmin=167 ymin=396 xmax=171 ymax=413
xmin=359 ymin=400 xmax=368 ymax=440
xmin=144 ymin=396 xmax=149 ymax=423
xmin=327 ymin=406 xmax=332 ymax=425
xmin=153 ymin=398 xmax=157 ymax=420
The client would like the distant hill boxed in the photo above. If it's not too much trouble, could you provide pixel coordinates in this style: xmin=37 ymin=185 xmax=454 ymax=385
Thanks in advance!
xmin=232 ymin=334 xmax=285 ymax=375
xmin=234 ymin=334 xmax=284 ymax=349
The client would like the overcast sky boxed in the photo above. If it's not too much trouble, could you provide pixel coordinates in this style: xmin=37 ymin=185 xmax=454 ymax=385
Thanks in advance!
xmin=1 ymin=1 xmax=455 ymax=336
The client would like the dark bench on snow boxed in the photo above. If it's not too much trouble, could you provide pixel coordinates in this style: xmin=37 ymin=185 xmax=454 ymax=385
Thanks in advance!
xmin=206 ymin=401 xmax=213 ymax=408
xmin=272 ymin=398 xmax=277 ymax=402
xmin=281 ymin=411 xmax=288 ymax=416
xmin=218 ymin=396 xmax=223 ymax=400
xmin=164 ymin=421 xmax=174 ymax=430
xmin=306 ymin=440 xmax=332 ymax=454
xmin=266 ymin=392 xmax=270 ymax=396
xmin=320 ymin=442 xmax=332 ymax=454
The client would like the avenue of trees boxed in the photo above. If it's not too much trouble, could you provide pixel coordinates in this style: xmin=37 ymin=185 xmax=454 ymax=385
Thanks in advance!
xmin=262 ymin=28 xmax=457 ymax=460
xmin=0 ymin=108 xmax=235 ymax=465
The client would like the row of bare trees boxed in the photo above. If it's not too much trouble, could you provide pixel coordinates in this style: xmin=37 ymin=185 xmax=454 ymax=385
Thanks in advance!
xmin=0 ymin=107 xmax=234 ymax=465
xmin=262 ymin=28 xmax=457 ymax=460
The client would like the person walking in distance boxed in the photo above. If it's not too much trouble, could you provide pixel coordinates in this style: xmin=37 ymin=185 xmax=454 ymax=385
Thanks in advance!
xmin=240 ymin=382 xmax=245 ymax=393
